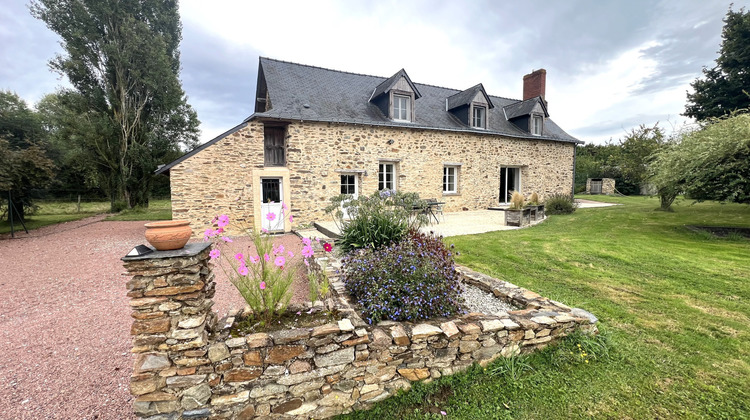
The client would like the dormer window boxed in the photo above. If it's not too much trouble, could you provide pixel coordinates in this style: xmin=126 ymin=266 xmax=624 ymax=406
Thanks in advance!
xmin=472 ymin=106 xmax=486 ymax=129
xmin=531 ymin=115 xmax=543 ymax=136
xmin=369 ymin=69 xmax=421 ymax=123
xmin=393 ymin=94 xmax=411 ymax=121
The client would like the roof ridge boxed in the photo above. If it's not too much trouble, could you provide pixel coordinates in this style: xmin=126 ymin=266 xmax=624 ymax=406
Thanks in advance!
xmin=260 ymin=57 xmax=521 ymax=101
xmin=260 ymin=56 xmax=384 ymax=80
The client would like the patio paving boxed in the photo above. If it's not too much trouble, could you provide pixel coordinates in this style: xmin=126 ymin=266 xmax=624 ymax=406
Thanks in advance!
xmin=314 ymin=209 xmax=522 ymax=238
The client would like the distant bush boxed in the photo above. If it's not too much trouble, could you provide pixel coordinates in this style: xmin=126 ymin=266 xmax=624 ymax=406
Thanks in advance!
xmin=342 ymin=230 xmax=464 ymax=324
xmin=545 ymin=193 xmax=577 ymax=215
xmin=325 ymin=189 xmax=428 ymax=254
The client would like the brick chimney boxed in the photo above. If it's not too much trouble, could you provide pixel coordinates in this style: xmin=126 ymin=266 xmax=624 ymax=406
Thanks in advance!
xmin=523 ymin=69 xmax=546 ymax=101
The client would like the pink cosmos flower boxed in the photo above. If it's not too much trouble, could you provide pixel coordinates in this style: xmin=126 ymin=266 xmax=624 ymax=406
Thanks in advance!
xmin=303 ymin=259 xmax=310 ymax=266
xmin=234 ymin=252 xmax=244 ymax=261
xmin=440 ymin=411 xmax=447 ymax=416
xmin=274 ymin=256 xmax=286 ymax=268
xmin=302 ymin=237 xmax=312 ymax=247
xmin=287 ymin=251 xmax=294 ymax=258
xmin=217 ymin=214 xmax=229 ymax=228
xmin=266 ymin=212 xmax=276 ymax=221
xmin=203 ymin=228 xmax=213 ymax=240
xmin=249 ymin=255 xmax=260 ymax=264
xmin=289 ymin=214 xmax=293 ymax=223
xmin=238 ymin=265 xmax=249 ymax=276
xmin=323 ymin=242 xmax=333 ymax=253
xmin=222 ymin=236 xmax=233 ymax=243
xmin=261 ymin=228 xmax=269 ymax=234
xmin=273 ymin=244 xmax=285 ymax=255
xmin=264 ymin=253 xmax=270 ymax=262
xmin=259 ymin=281 xmax=266 ymax=290
xmin=209 ymin=249 xmax=220 ymax=260
xmin=217 ymin=227 xmax=224 ymax=234
xmin=301 ymin=245 xmax=314 ymax=258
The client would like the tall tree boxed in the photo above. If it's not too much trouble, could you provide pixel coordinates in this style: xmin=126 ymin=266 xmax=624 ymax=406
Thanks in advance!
xmin=650 ymin=113 xmax=750 ymax=210
xmin=0 ymin=91 xmax=56 ymax=220
xmin=31 ymin=0 xmax=199 ymax=210
xmin=684 ymin=7 xmax=750 ymax=121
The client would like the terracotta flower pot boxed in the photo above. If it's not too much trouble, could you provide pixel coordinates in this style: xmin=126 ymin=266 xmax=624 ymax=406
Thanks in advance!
xmin=144 ymin=220 xmax=192 ymax=251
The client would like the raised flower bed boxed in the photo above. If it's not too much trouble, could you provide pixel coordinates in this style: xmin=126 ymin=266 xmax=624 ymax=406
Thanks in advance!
xmin=123 ymin=243 xmax=597 ymax=419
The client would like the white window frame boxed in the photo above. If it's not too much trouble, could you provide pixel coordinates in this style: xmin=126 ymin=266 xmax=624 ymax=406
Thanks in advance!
xmin=378 ymin=162 xmax=396 ymax=191
xmin=392 ymin=94 xmax=411 ymax=122
xmin=340 ymin=173 xmax=358 ymax=197
xmin=443 ymin=166 xmax=458 ymax=194
xmin=472 ymin=105 xmax=486 ymax=129
xmin=531 ymin=115 xmax=543 ymax=136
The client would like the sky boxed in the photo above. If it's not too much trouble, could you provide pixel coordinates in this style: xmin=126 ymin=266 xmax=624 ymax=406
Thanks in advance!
xmin=2 ymin=0 xmax=747 ymax=145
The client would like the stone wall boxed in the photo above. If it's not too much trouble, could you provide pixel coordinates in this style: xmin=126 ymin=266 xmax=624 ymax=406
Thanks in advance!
xmin=169 ymin=121 xmax=575 ymax=234
xmin=586 ymin=178 xmax=616 ymax=195
xmin=124 ymin=245 xmax=597 ymax=419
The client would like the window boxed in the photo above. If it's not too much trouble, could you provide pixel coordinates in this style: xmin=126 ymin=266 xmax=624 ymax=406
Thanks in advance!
xmin=472 ymin=106 xmax=486 ymax=128
xmin=378 ymin=163 xmax=396 ymax=190
xmin=340 ymin=174 xmax=356 ymax=195
xmin=393 ymin=95 xmax=410 ymax=121
xmin=531 ymin=115 xmax=543 ymax=136
xmin=264 ymin=126 xmax=285 ymax=166
xmin=443 ymin=166 xmax=458 ymax=193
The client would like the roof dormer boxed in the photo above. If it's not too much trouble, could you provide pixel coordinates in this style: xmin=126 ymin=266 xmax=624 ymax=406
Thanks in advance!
xmin=369 ymin=69 xmax=422 ymax=122
xmin=446 ymin=84 xmax=494 ymax=129
xmin=503 ymin=96 xmax=549 ymax=136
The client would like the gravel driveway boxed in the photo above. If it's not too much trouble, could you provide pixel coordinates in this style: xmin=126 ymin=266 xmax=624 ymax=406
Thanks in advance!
xmin=0 ymin=216 xmax=306 ymax=419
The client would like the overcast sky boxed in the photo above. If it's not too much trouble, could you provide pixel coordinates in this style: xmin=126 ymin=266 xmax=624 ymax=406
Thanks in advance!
xmin=2 ymin=0 xmax=747 ymax=145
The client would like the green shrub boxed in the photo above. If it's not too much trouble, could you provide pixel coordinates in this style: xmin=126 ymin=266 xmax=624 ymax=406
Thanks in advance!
xmin=326 ymin=189 xmax=428 ymax=253
xmin=342 ymin=230 xmax=464 ymax=324
xmin=545 ymin=193 xmax=577 ymax=215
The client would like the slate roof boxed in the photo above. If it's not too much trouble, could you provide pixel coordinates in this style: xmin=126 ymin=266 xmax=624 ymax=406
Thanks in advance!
xmin=446 ymin=83 xmax=494 ymax=111
xmin=249 ymin=57 xmax=580 ymax=144
xmin=156 ymin=58 xmax=580 ymax=175
xmin=503 ymin=97 xmax=549 ymax=119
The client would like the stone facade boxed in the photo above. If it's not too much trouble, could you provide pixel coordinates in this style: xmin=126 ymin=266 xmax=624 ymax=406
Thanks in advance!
xmin=124 ymin=245 xmax=597 ymax=419
xmin=169 ymin=121 xmax=575 ymax=234
xmin=586 ymin=178 xmax=616 ymax=195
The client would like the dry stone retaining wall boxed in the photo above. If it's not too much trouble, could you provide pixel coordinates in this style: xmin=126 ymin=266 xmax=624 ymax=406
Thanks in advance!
xmin=123 ymin=245 xmax=597 ymax=419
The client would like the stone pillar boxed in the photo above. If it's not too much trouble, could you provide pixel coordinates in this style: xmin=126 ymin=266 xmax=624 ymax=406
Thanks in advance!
xmin=123 ymin=243 xmax=216 ymax=419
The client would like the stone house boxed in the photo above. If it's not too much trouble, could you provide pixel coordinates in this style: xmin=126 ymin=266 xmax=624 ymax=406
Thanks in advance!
xmin=157 ymin=58 xmax=581 ymax=233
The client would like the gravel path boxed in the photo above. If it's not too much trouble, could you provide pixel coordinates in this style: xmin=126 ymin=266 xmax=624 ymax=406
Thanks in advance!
xmin=0 ymin=216 xmax=306 ymax=420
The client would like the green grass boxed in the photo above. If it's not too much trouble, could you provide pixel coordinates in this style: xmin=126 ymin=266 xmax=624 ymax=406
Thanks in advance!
xmin=0 ymin=199 xmax=172 ymax=234
xmin=0 ymin=200 xmax=110 ymax=234
xmin=338 ymin=196 xmax=750 ymax=419
xmin=105 ymin=199 xmax=172 ymax=221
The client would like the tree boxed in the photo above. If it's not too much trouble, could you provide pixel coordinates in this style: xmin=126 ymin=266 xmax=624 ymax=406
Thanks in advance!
xmin=0 ymin=91 xmax=56 ymax=220
xmin=684 ymin=7 xmax=750 ymax=121
xmin=575 ymin=125 xmax=665 ymax=195
xmin=650 ymin=113 xmax=750 ymax=210
xmin=31 ymin=0 xmax=200 ymax=210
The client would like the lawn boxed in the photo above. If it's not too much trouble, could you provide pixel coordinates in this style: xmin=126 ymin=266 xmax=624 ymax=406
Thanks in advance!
xmin=0 ymin=199 xmax=172 ymax=234
xmin=0 ymin=200 xmax=111 ymax=234
xmin=339 ymin=196 xmax=750 ymax=419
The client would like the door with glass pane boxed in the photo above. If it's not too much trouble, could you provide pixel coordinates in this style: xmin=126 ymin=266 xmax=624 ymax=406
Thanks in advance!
xmin=340 ymin=174 xmax=358 ymax=219
xmin=260 ymin=178 xmax=284 ymax=231
xmin=499 ymin=167 xmax=520 ymax=203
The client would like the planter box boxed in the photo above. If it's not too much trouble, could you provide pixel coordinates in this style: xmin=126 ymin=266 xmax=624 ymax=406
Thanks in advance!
xmin=525 ymin=204 xmax=545 ymax=222
xmin=505 ymin=208 xmax=531 ymax=227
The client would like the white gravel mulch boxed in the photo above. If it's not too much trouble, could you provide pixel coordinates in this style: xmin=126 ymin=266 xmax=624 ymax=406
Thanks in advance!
xmin=0 ymin=216 xmax=306 ymax=420
xmin=461 ymin=282 xmax=516 ymax=314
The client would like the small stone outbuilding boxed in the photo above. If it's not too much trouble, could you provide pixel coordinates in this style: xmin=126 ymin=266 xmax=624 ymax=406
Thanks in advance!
xmin=586 ymin=178 xmax=616 ymax=195
xmin=157 ymin=58 xmax=582 ymax=233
